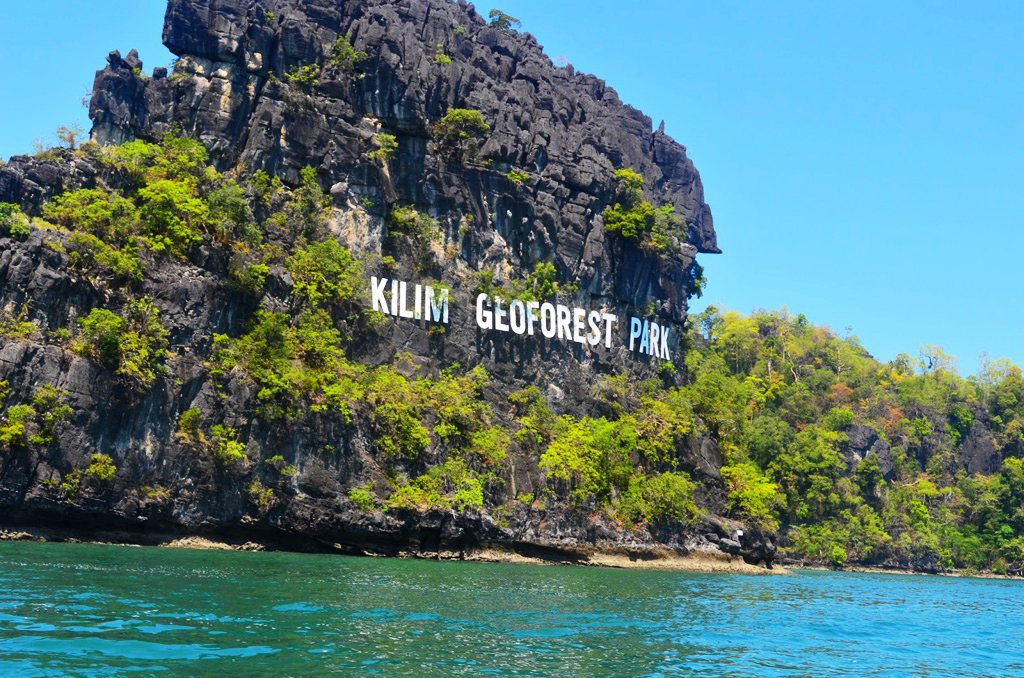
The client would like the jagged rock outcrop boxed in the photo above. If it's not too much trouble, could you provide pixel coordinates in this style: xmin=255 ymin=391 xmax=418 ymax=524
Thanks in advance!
xmin=92 ymin=1 xmax=717 ymax=246
xmin=90 ymin=0 xmax=714 ymax=335
xmin=0 ymin=0 xmax=776 ymax=568
xmin=4 ymin=0 xmax=720 ymax=396
xmin=842 ymin=424 xmax=894 ymax=480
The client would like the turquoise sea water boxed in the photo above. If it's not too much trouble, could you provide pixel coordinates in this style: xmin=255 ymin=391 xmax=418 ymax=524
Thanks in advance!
xmin=0 ymin=541 xmax=1021 ymax=676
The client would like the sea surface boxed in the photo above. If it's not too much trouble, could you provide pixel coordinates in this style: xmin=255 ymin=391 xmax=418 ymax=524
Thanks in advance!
xmin=0 ymin=541 xmax=1021 ymax=676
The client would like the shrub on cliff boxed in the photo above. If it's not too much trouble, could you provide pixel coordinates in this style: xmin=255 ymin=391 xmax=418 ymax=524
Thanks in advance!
xmin=0 ymin=305 xmax=40 ymax=341
xmin=44 ymin=133 xmax=239 ymax=263
xmin=539 ymin=416 xmax=634 ymax=504
xmin=287 ymin=238 xmax=364 ymax=309
xmin=386 ymin=458 xmax=484 ymax=511
xmin=418 ymin=365 xmax=492 ymax=449
xmin=211 ymin=424 xmax=247 ymax=467
xmin=98 ymin=133 xmax=209 ymax=187
xmin=137 ymin=179 xmax=208 ymax=256
xmin=348 ymin=485 xmax=378 ymax=512
xmin=75 ymin=299 xmax=169 ymax=390
xmin=510 ymin=386 xmax=557 ymax=448
xmin=44 ymin=188 xmax=145 ymax=280
xmin=523 ymin=262 xmax=558 ymax=301
xmin=227 ymin=256 xmax=270 ymax=295
xmin=177 ymin=407 xmax=203 ymax=443
xmin=0 ymin=203 xmax=32 ymax=238
xmin=285 ymin=167 xmax=332 ymax=238
xmin=505 ymin=169 xmax=529 ymax=186
xmin=389 ymin=206 xmax=440 ymax=239
xmin=266 ymin=455 xmax=298 ymax=477
xmin=284 ymin=64 xmax=320 ymax=90
xmin=602 ymin=168 xmax=686 ymax=251
xmin=364 ymin=366 xmax=431 ymax=459
xmin=367 ymin=133 xmax=398 ymax=163
xmin=470 ymin=425 xmax=511 ymax=467
xmin=617 ymin=472 xmax=701 ymax=527
xmin=432 ymin=109 xmax=490 ymax=164
xmin=210 ymin=310 xmax=366 ymax=420
xmin=84 ymin=453 xmax=117 ymax=483
xmin=29 ymin=386 xmax=73 ymax=447
xmin=329 ymin=33 xmax=367 ymax=74
xmin=68 ymin=233 xmax=144 ymax=282
xmin=0 ymin=404 xmax=35 ymax=449
xmin=248 ymin=480 xmax=276 ymax=512
xmin=43 ymin=188 xmax=140 ymax=242
xmin=0 ymin=385 xmax=72 ymax=451
xmin=721 ymin=462 xmax=785 ymax=531
xmin=388 ymin=206 xmax=442 ymax=272
xmin=433 ymin=44 xmax=452 ymax=66
xmin=207 ymin=180 xmax=257 ymax=244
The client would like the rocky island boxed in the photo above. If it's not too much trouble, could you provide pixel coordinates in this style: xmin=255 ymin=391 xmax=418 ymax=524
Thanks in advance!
xmin=2 ymin=0 xmax=1023 ymax=576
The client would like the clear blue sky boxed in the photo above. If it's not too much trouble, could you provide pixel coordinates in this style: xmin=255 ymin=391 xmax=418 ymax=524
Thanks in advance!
xmin=2 ymin=1 xmax=1021 ymax=374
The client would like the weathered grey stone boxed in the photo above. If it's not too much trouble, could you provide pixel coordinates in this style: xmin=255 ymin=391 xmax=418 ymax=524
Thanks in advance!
xmin=0 ymin=0 xmax=778 ymax=567
xmin=843 ymin=423 xmax=894 ymax=480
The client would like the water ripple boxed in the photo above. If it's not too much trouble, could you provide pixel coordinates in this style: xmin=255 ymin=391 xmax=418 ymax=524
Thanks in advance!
xmin=1 ymin=542 xmax=1023 ymax=675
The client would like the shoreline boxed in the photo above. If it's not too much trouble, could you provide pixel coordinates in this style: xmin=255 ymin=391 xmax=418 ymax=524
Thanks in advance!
xmin=789 ymin=562 xmax=1023 ymax=581
xmin=460 ymin=545 xmax=784 ymax=574
xmin=0 ymin=527 xmax=781 ymax=575
xmin=5 ymin=527 xmax=1021 ymax=579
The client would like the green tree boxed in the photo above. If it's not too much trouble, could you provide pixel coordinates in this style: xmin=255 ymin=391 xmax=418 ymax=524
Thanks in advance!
xmin=207 ymin=180 xmax=255 ymax=244
xmin=721 ymin=462 xmax=785 ymax=531
xmin=0 ymin=404 xmax=36 ymax=449
xmin=618 ymin=472 xmax=701 ymax=526
xmin=84 ymin=453 xmax=117 ymax=482
xmin=387 ymin=458 xmax=484 ymax=511
xmin=0 ymin=203 xmax=31 ymax=238
xmin=77 ymin=309 xmax=126 ymax=369
xmin=76 ymin=299 xmax=169 ymax=389
xmin=30 ymin=386 xmax=73 ymax=446
xmin=432 ymin=109 xmax=490 ymax=163
xmin=284 ymin=64 xmax=320 ymax=89
xmin=42 ymin=188 xmax=139 ymax=243
xmin=602 ymin=168 xmax=685 ymax=250
xmin=769 ymin=425 xmax=846 ymax=522
xmin=540 ymin=416 xmax=635 ymax=504
xmin=488 ymin=9 xmax=521 ymax=30
xmin=330 ymin=33 xmax=368 ymax=73
xmin=211 ymin=424 xmax=247 ymax=467
xmin=367 ymin=133 xmax=398 ymax=163
xmin=287 ymin=239 xmax=364 ymax=308
xmin=137 ymin=179 xmax=207 ymax=256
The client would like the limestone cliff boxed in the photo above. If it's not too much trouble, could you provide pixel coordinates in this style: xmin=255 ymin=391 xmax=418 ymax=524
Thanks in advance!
xmin=0 ymin=0 xmax=775 ymax=567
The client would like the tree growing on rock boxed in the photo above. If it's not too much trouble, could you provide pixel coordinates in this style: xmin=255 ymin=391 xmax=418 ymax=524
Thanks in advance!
xmin=431 ymin=108 xmax=490 ymax=164
xmin=74 ymin=298 xmax=170 ymax=390
xmin=329 ymin=33 xmax=368 ymax=75
xmin=56 ymin=124 xmax=84 ymax=150
xmin=602 ymin=168 xmax=687 ymax=251
xmin=488 ymin=9 xmax=521 ymax=30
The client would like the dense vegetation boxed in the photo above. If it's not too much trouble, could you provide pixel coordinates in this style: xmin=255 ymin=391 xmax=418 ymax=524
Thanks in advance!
xmin=3 ymin=132 xmax=1023 ymax=574
xmin=603 ymin=168 xmax=687 ymax=251
xmin=686 ymin=308 xmax=1024 ymax=573
xmin=0 ymin=133 xmax=700 ymax=529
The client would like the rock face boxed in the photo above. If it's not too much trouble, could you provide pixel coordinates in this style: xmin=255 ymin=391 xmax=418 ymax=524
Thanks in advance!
xmin=843 ymin=424 xmax=894 ymax=480
xmin=93 ymin=0 xmax=717 ymax=250
xmin=0 ymin=0 xmax=772 ymax=567
xmin=90 ymin=0 xmax=714 ymax=339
